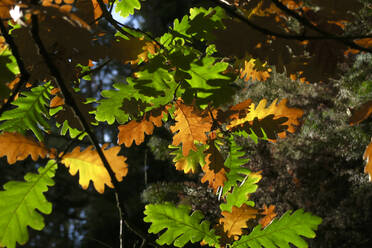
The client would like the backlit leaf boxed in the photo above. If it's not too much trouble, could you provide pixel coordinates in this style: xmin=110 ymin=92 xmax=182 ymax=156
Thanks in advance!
xmin=170 ymin=144 xmax=207 ymax=174
xmin=144 ymin=203 xmax=221 ymax=247
xmin=363 ymin=139 xmax=372 ymax=181
xmin=0 ymin=83 xmax=52 ymax=141
xmin=0 ymin=160 xmax=57 ymax=248
xmin=0 ymin=132 xmax=49 ymax=164
xmin=220 ymin=172 xmax=262 ymax=212
xmin=115 ymin=0 xmax=140 ymax=18
xmin=220 ymin=204 xmax=258 ymax=239
xmin=61 ymin=145 xmax=128 ymax=193
xmin=228 ymin=98 xmax=303 ymax=140
xmin=231 ymin=209 xmax=322 ymax=248
xmin=170 ymin=101 xmax=212 ymax=156
xmin=223 ymin=138 xmax=251 ymax=195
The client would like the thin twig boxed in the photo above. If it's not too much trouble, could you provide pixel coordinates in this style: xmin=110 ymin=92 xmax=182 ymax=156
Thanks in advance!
xmin=96 ymin=0 xmax=134 ymax=38
xmin=213 ymin=0 xmax=372 ymax=53
xmin=0 ymin=21 xmax=29 ymax=117
xmin=115 ymin=20 xmax=164 ymax=49
xmin=78 ymin=59 xmax=111 ymax=78
xmin=29 ymin=13 xmax=126 ymax=248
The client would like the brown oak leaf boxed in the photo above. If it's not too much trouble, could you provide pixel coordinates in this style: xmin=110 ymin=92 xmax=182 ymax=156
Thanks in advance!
xmin=170 ymin=101 xmax=212 ymax=156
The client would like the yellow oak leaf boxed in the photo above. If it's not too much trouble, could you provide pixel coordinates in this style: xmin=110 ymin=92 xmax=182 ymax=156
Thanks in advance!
xmin=259 ymin=204 xmax=277 ymax=228
xmin=118 ymin=108 xmax=166 ymax=147
xmin=239 ymin=58 xmax=271 ymax=82
xmin=363 ymin=139 xmax=372 ymax=181
xmin=61 ymin=144 xmax=128 ymax=193
xmin=349 ymin=100 xmax=372 ymax=126
xmin=228 ymin=98 xmax=303 ymax=139
xmin=0 ymin=132 xmax=49 ymax=164
xmin=170 ymin=102 xmax=212 ymax=156
xmin=220 ymin=204 xmax=258 ymax=239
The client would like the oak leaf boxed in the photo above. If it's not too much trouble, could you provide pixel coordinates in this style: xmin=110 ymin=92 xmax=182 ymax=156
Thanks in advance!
xmin=363 ymin=139 xmax=372 ymax=181
xmin=118 ymin=119 xmax=154 ymax=147
xmin=118 ymin=108 xmax=166 ymax=147
xmin=201 ymin=151 xmax=227 ymax=192
xmin=259 ymin=204 xmax=277 ymax=228
xmin=170 ymin=144 xmax=207 ymax=174
xmin=228 ymin=98 xmax=303 ymax=139
xmin=220 ymin=204 xmax=258 ymax=239
xmin=349 ymin=100 xmax=372 ymax=126
xmin=239 ymin=58 xmax=271 ymax=82
xmin=0 ymin=132 xmax=49 ymax=164
xmin=204 ymin=140 xmax=227 ymax=173
xmin=61 ymin=145 xmax=128 ymax=193
xmin=170 ymin=102 xmax=212 ymax=156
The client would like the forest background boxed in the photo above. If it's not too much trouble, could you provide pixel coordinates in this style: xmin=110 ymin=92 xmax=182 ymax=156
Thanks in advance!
xmin=0 ymin=0 xmax=371 ymax=247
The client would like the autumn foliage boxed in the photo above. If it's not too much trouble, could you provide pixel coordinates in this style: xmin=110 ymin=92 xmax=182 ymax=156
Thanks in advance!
xmin=0 ymin=0 xmax=370 ymax=247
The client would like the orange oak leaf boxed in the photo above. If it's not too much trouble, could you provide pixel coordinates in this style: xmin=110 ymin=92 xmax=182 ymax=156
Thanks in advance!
xmin=220 ymin=204 xmax=258 ymax=239
xmin=118 ymin=119 xmax=154 ymax=147
xmin=201 ymin=151 xmax=227 ymax=192
xmin=363 ymin=139 xmax=372 ymax=181
xmin=349 ymin=100 xmax=372 ymax=126
xmin=61 ymin=144 xmax=128 ymax=193
xmin=228 ymin=98 xmax=303 ymax=139
xmin=239 ymin=58 xmax=271 ymax=82
xmin=354 ymin=38 xmax=372 ymax=49
xmin=118 ymin=108 xmax=165 ymax=147
xmin=259 ymin=204 xmax=277 ymax=228
xmin=170 ymin=102 xmax=212 ymax=156
xmin=216 ymin=99 xmax=253 ymax=124
xmin=0 ymin=132 xmax=50 ymax=164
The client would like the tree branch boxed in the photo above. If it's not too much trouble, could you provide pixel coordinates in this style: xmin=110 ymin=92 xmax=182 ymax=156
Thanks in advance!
xmin=212 ymin=0 xmax=372 ymax=53
xmin=29 ymin=10 xmax=159 ymax=248
xmin=0 ymin=20 xmax=29 ymax=117
xmin=270 ymin=0 xmax=372 ymax=53
xmin=29 ymin=13 xmax=127 ymax=248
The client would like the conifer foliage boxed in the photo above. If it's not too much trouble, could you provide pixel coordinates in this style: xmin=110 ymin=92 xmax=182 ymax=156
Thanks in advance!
xmin=0 ymin=0 xmax=370 ymax=247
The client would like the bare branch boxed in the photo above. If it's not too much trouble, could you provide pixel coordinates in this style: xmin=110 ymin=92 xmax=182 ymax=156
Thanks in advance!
xmin=212 ymin=0 xmax=372 ymax=53
xmin=0 ymin=20 xmax=29 ymax=117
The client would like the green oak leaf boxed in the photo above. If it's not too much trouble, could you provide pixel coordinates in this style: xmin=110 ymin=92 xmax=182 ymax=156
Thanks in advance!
xmin=144 ymin=203 xmax=220 ymax=247
xmin=0 ymin=160 xmax=57 ymax=248
xmin=232 ymin=209 xmax=322 ymax=248
xmin=115 ymin=0 xmax=141 ymax=18
xmin=0 ymin=83 xmax=52 ymax=141
xmin=220 ymin=171 xmax=262 ymax=212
